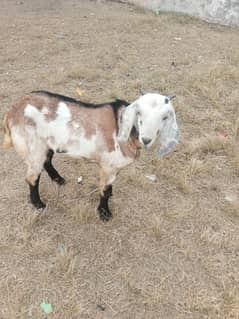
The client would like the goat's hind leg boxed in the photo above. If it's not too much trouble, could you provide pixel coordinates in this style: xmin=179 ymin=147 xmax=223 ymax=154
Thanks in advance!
xmin=26 ymin=161 xmax=46 ymax=209
xmin=25 ymin=148 xmax=49 ymax=209
xmin=44 ymin=149 xmax=65 ymax=185
xmin=28 ymin=174 xmax=46 ymax=209
xmin=11 ymin=127 xmax=46 ymax=209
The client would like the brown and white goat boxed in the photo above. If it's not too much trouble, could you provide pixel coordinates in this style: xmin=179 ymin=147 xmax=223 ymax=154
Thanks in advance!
xmin=2 ymin=91 xmax=179 ymax=221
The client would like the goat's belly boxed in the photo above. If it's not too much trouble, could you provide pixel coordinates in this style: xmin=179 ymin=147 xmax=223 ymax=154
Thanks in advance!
xmin=64 ymin=144 xmax=97 ymax=159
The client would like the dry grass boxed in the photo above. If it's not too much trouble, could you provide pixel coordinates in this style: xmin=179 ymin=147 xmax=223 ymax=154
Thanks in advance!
xmin=145 ymin=214 xmax=162 ymax=239
xmin=186 ymin=157 xmax=208 ymax=177
xmin=186 ymin=135 xmax=230 ymax=155
xmin=70 ymin=202 xmax=96 ymax=224
xmin=224 ymin=200 xmax=239 ymax=218
xmin=67 ymin=65 xmax=102 ymax=82
xmin=0 ymin=0 xmax=239 ymax=318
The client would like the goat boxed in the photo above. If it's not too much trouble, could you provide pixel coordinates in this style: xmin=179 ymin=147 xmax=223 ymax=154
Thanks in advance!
xmin=2 ymin=90 xmax=179 ymax=221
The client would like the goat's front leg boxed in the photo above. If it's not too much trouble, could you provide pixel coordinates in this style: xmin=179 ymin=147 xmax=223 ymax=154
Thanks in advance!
xmin=97 ymin=168 xmax=117 ymax=222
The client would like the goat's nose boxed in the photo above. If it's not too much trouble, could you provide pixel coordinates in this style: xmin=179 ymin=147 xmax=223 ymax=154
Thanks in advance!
xmin=142 ymin=137 xmax=152 ymax=146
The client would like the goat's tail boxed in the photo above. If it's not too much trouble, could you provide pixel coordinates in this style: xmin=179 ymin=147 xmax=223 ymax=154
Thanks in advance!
xmin=2 ymin=113 xmax=13 ymax=149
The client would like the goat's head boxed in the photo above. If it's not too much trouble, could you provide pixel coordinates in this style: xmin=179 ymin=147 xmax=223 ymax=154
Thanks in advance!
xmin=118 ymin=93 xmax=179 ymax=156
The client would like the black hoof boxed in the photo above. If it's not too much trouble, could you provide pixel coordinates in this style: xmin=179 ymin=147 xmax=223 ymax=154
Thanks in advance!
xmin=53 ymin=176 xmax=66 ymax=185
xmin=97 ymin=207 xmax=112 ymax=222
xmin=33 ymin=201 xmax=46 ymax=210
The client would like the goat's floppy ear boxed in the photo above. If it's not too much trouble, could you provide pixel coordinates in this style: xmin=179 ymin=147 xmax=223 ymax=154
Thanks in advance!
xmin=117 ymin=102 xmax=137 ymax=143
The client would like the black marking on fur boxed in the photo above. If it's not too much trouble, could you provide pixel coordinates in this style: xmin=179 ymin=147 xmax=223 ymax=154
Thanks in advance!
xmin=44 ymin=149 xmax=65 ymax=185
xmin=28 ymin=175 xmax=46 ymax=209
xmin=31 ymin=90 xmax=129 ymax=124
xmin=97 ymin=185 xmax=113 ymax=222
xmin=31 ymin=90 xmax=129 ymax=109
xmin=111 ymin=99 xmax=129 ymax=123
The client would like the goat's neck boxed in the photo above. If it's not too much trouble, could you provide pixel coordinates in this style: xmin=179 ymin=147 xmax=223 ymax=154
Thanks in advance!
xmin=119 ymin=129 xmax=141 ymax=159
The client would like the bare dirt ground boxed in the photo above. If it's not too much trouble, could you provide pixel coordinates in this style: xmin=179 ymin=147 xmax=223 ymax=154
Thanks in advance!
xmin=0 ymin=1 xmax=239 ymax=318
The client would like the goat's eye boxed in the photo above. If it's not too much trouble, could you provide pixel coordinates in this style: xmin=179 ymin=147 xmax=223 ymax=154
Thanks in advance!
xmin=157 ymin=130 xmax=160 ymax=135
xmin=136 ymin=111 xmax=141 ymax=116
xmin=163 ymin=116 xmax=168 ymax=121
xmin=139 ymin=120 xmax=143 ymax=125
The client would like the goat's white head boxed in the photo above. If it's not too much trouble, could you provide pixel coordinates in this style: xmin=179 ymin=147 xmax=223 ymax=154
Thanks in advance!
xmin=118 ymin=93 xmax=179 ymax=156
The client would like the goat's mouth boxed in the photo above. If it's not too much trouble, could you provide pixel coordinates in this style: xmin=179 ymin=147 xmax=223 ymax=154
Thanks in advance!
xmin=130 ymin=127 xmax=154 ymax=149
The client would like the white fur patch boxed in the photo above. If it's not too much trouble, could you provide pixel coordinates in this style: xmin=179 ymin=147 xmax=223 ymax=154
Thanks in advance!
xmin=66 ymin=131 xmax=98 ymax=158
xmin=56 ymin=102 xmax=71 ymax=119
xmin=42 ymin=107 xmax=49 ymax=115
xmin=24 ymin=103 xmax=101 ymax=159
xmin=24 ymin=102 xmax=72 ymax=152
xmin=72 ymin=121 xmax=80 ymax=129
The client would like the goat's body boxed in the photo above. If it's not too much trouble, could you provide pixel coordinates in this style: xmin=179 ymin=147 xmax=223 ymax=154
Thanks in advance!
xmin=3 ymin=91 xmax=140 ymax=220
xmin=3 ymin=90 xmax=179 ymax=221
xmin=8 ymin=93 xmax=134 ymax=165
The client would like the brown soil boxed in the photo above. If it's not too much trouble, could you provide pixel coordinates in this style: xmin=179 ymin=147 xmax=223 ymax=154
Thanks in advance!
xmin=0 ymin=1 xmax=239 ymax=318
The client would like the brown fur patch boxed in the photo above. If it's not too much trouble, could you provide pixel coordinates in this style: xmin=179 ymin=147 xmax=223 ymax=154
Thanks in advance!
xmin=7 ymin=94 xmax=59 ymax=129
xmin=25 ymin=174 xmax=38 ymax=186
xmin=68 ymin=103 xmax=118 ymax=152
xmin=95 ymin=105 xmax=118 ymax=152
xmin=120 ymin=137 xmax=141 ymax=159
